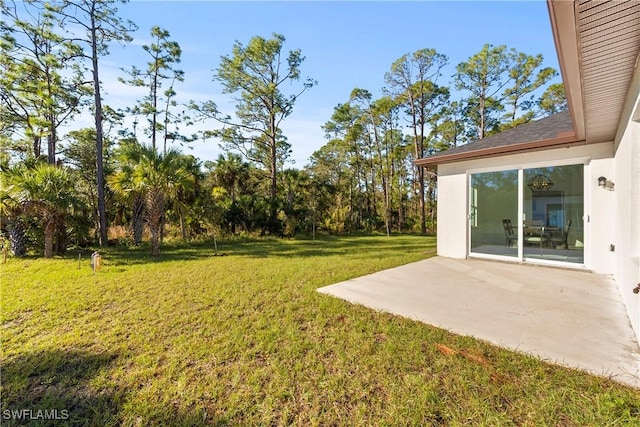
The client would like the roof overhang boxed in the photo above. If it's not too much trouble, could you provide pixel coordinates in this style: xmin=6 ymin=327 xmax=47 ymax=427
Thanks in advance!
xmin=550 ymin=0 xmax=640 ymax=145
xmin=416 ymin=0 xmax=640 ymax=169
xmin=415 ymin=132 xmax=581 ymax=167
xmin=547 ymin=0 xmax=586 ymax=141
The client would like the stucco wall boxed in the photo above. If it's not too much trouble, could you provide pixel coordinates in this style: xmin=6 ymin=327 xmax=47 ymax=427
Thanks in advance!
xmin=589 ymin=156 xmax=617 ymax=273
xmin=436 ymin=171 xmax=468 ymax=258
xmin=436 ymin=141 xmax=616 ymax=271
xmin=613 ymin=93 xmax=640 ymax=343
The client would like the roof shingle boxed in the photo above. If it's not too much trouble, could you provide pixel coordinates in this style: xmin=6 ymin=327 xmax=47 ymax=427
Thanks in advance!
xmin=417 ymin=111 xmax=576 ymax=166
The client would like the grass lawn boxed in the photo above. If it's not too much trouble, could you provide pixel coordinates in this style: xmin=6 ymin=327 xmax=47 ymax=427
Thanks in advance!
xmin=2 ymin=235 xmax=639 ymax=425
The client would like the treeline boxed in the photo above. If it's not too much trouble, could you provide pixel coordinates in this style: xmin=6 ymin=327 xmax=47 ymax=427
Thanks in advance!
xmin=0 ymin=0 xmax=566 ymax=257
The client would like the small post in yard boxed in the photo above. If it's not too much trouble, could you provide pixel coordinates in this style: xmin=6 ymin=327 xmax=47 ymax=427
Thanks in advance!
xmin=78 ymin=251 xmax=81 ymax=269
xmin=2 ymin=246 xmax=6 ymax=264
xmin=91 ymin=251 xmax=102 ymax=273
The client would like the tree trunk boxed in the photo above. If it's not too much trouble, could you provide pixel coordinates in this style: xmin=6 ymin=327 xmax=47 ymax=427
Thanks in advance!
xmin=430 ymin=183 xmax=437 ymax=233
xmin=268 ymin=125 xmax=278 ymax=234
xmin=180 ymin=215 xmax=187 ymax=240
xmin=91 ymin=15 xmax=108 ymax=248
xmin=382 ymin=176 xmax=390 ymax=236
xmin=131 ymin=195 xmax=145 ymax=245
xmin=46 ymin=57 xmax=56 ymax=164
xmin=47 ymin=125 xmax=56 ymax=164
xmin=411 ymin=107 xmax=427 ymax=235
xmin=7 ymin=221 xmax=27 ymax=257
xmin=33 ymin=135 xmax=42 ymax=158
xmin=479 ymin=95 xmax=486 ymax=139
xmin=416 ymin=165 xmax=426 ymax=234
xmin=145 ymin=189 xmax=164 ymax=256
xmin=55 ymin=217 xmax=67 ymax=255
xmin=152 ymin=68 xmax=158 ymax=152
xmin=43 ymin=219 xmax=55 ymax=258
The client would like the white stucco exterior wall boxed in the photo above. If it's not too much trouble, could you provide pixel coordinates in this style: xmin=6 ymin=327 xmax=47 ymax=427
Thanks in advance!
xmin=589 ymin=156 xmax=617 ymax=274
xmin=436 ymin=170 xmax=468 ymax=258
xmin=613 ymin=88 xmax=640 ymax=342
xmin=436 ymin=142 xmax=616 ymax=272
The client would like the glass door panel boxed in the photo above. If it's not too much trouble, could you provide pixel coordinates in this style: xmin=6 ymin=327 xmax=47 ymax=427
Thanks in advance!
xmin=470 ymin=170 xmax=519 ymax=257
xmin=523 ymin=165 xmax=584 ymax=264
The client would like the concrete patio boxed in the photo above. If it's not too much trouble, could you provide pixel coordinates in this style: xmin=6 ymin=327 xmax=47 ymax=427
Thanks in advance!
xmin=318 ymin=256 xmax=640 ymax=388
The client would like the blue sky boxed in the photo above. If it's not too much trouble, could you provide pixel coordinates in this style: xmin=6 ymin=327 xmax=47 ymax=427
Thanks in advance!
xmin=95 ymin=1 xmax=561 ymax=167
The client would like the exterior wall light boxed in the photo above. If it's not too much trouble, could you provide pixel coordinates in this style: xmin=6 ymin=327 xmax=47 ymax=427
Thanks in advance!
xmin=598 ymin=176 xmax=614 ymax=190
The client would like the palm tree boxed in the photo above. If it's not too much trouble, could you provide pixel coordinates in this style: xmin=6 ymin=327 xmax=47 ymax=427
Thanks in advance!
xmin=169 ymin=154 xmax=202 ymax=240
xmin=110 ymin=143 xmax=194 ymax=256
xmin=2 ymin=163 xmax=79 ymax=257
xmin=109 ymin=140 xmax=146 ymax=245
xmin=1 ymin=167 xmax=27 ymax=256
xmin=211 ymin=153 xmax=249 ymax=234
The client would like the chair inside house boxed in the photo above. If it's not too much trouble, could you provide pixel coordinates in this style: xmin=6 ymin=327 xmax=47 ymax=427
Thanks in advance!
xmin=502 ymin=219 xmax=517 ymax=247
xmin=550 ymin=219 xmax=572 ymax=249
xmin=523 ymin=220 xmax=546 ymax=247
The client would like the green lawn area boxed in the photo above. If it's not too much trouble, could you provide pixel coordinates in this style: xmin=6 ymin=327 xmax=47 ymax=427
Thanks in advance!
xmin=2 ymin=235 xmax=639 ymax=425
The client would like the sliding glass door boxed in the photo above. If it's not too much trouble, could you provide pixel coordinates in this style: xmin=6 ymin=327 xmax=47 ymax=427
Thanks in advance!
xmin=470 ymin=164 xmax=584 ymax=265
xmin=523 ymin=164 xmax=584 ymax=263
xmin=470 ymin=170 xmax=519 ymax=258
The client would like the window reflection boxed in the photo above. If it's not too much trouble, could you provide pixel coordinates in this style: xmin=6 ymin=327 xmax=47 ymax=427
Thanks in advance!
xmin=470 ymin=164 xmax=584 ymax=264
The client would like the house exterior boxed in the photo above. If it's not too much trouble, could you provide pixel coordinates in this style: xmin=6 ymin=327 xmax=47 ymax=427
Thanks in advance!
xmin=416 ymin=0 xmax=640 ymax=343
